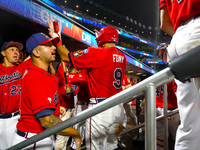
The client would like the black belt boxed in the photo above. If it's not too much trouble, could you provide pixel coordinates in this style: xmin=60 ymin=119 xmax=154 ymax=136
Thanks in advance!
xmin=16 ymin=129 xmax=27 ymax=138
xmin=77 ymin=101 xmax=89 ymax=106
xmin=0 ymin=110 xmax=20 ymax=119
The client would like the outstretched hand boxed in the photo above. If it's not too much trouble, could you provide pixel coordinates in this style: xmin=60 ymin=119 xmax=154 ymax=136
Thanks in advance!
xmin=48 ymin=21 xmax=61 ymax=38
xmin=48 ymin=21 xmax=54 ymax=38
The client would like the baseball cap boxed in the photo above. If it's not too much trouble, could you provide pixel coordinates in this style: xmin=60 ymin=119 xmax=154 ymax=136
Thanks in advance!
xmin=26 ymin=32 xmax=59 ymax=54
xmin=1 ymin=41 xmax=23 ymax=51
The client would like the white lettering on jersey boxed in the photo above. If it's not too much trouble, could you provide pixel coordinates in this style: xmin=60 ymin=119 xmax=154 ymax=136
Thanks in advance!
xmin=69 ymin=74 xmax=75 ymax=78
xmin=113 ymin=54 xmax=124 ymax=63
xmin=48 ymin=97 xmax=52 ymax=103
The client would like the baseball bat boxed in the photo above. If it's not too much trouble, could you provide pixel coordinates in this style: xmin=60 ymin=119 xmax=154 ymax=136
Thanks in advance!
xmin=53 ymin=21 xmax=71 ymax=93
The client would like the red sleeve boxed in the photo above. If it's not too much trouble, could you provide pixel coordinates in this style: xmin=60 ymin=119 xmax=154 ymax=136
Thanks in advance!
xmin=70 ymin=47 xmax=97 ymax=70
xmin=69 ymin=69 xmax=88 ymax=86
xmin=160 ymin=0 xmax=166 ymax=10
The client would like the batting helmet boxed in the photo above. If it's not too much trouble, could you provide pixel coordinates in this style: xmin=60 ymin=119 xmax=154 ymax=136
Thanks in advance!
xmin=96 ymin=26 xmax=118 ymax=47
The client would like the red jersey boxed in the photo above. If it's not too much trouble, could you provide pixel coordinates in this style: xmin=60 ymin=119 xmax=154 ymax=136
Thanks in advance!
xmin=69 ymin=69 xmax=90 ymax=103
xmin=160 ymin=0 xmax=200 ymax=31
xmin=156 ymin=81 xmax=177 ymax=109
xmin=0 ymin=59 xmax=32 ymax=114
xmin=70 ymin=47 xmax=127 ymax=98
xmin=17 ymin=64 xmax=60 ymax=133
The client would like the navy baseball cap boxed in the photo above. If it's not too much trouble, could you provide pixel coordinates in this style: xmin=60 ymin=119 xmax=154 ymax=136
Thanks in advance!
xmin=26 ymin=32 xmax=59 ymax=54
xmin=1 ymin=41 xmax=23 ymax=51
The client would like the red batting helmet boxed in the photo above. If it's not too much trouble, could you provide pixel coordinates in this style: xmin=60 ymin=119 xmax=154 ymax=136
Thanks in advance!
xmin=96 ymin=26 xmax=118 ymax=47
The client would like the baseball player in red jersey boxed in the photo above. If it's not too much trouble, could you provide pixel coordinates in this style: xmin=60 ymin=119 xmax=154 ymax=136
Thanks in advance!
xmin=12 ymin=33 xmax=82 ymax=150
xmin=156 ymin=81 xmax=180 ymax=150
xmin=0 ymin=41 xmax=32 ymax=150
xmin=160 ymin=0 xmax=200 ymax=149
xmin=49 ymin=23 xmax=127 ymax=149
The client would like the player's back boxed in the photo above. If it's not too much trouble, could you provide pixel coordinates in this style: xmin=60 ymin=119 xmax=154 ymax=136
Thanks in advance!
xmin=88 ymin=47 xmax=127 ymax=98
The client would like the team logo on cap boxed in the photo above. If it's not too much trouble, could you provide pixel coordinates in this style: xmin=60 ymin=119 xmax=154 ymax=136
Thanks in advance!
xmin=40 ymin=33 xmax=49 ymax=39
xmin=74 ymin=50 xmax=83 ymax=58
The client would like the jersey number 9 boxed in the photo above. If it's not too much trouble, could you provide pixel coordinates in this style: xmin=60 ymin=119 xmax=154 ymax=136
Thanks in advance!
xmin=113 ymin=68 xmax=123 ymax=89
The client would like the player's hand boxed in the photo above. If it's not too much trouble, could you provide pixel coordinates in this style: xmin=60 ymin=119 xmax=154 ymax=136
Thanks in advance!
xmin=48 ymin=21 xmax=61 ymax=38
xmin=48 ymin=21 xmax=54 ymax=38
xmin=157 ymin=43 xmax=168 ymax=63
xmin=60 ymin=106 xmax=66 ymax=118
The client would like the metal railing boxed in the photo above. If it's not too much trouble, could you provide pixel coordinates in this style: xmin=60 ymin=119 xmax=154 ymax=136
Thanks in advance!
xmin=8 ymin=67 xmax=174 ymax=150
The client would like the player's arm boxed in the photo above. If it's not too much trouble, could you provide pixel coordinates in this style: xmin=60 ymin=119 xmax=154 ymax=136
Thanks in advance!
xmin=57 ymin=45 xmax=71 ymax=63
xmin=38 ymin=114 xmax=82 ymax=149
xmin=122 ymin=83 xmax=132 ymax=90
xmin=48 ymin=21 xmax=71 ymax=63
xmin=160 ymin=6 xmax=175 ymax=36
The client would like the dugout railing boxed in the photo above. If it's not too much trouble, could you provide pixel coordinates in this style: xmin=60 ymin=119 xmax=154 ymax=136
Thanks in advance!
xmin=7 ymin=45 xmax=200 ymax=150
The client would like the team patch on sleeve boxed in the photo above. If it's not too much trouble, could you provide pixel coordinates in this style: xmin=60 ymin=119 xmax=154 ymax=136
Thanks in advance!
xmin=74 ymin=50 xmax=83 ymax=58
xmin=83 ymin=49 xmax=88 ymax=54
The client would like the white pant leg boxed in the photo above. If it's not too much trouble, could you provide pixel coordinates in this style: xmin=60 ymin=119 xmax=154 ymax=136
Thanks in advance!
xmin=71 ymin=104 xmax=88 ymax=149
xmin=167 ymin=16 xmax=200 ymax=150
xmin=174 ymin=79 xmax=200 ymax=150
xmin=85 ymin=104 xmax=124 ymax=150
xmin=12 ymin=132 xmax=54 ymax=150
xmin=0 ymin=115 xmax=19 ymax=150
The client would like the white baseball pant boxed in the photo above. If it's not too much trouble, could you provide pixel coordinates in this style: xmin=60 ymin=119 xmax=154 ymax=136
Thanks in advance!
xmin=85 ymin=98 xmax=125 ymax=150
xmin=0 ymin=114 xmax=19 ymax=150
xmin=167 ymin=15 xmax=200 ymax=150
xmin=12 ymin=130 xmax=54 ymax=150
xmin=71 ymin=102 xmax=88 ymax=150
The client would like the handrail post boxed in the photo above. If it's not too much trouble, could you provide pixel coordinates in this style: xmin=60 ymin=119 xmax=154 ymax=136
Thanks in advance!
xmin=163 ymin=83 xmax=168 ymax=150
xmin=145 ymin=83 xmax=156 ymax=150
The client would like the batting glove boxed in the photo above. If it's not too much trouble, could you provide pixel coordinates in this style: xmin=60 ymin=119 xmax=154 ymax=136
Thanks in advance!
xmin=157 ymin=43 xmax=168 ymax=63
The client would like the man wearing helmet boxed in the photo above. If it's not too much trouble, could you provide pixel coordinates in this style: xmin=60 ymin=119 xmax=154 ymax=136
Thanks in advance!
xmin=49 ymin=24 xmax=127 ymax=150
